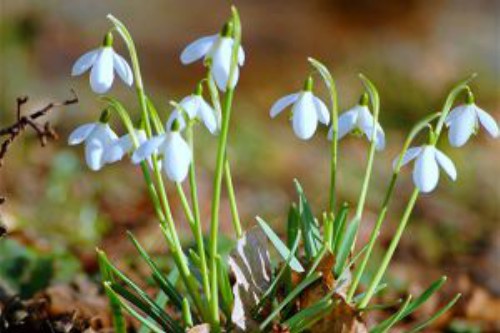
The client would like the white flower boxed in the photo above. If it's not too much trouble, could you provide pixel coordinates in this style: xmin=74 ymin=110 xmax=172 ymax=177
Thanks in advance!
xmin=71 ymin=33 xmax=133 ymax=94
xmin=329 ymin=102 xmax=385 ymax=151
xmin=180 ymin=26 xmax=245 ymax=92
xmin=68 ymin=122 xmax=118 ymax=171
xmin=394 ymin=145 xmax=457 ymax=193
xmin=167 ymin=94 xmax=218 ymax=134
xmin=270 ymin=79 xmax=330 ymax=140
xmin=132 ymin=127 xmax=192 ymax=182
xmin=445 ymin=102 xmax=499 ymax=147
xmin=106 ymin=129 xmax=148 ymax=163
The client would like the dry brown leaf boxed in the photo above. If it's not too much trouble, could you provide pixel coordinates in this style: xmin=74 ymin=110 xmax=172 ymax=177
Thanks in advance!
xmin=187 ymin=323 xmax=211 ymax=333
xmin=229 ymin=226 xmax=272 ymax=332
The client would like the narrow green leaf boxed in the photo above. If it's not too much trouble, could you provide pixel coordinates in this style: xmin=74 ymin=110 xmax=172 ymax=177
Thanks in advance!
xmin=256 ymin=216 xmax=304 ymax=273
xmin=217 ymin=255 xmax=233 ymax=318
xmin=294 ymin=180 xmax=321 ymax=260
xmin=353 ymin=283 xmax=387 ymax=303
xmin=400 ymin=276 xmax=447 ymax=319
xmin=332 ymin=203 xmax=349 ymax=253
xmin=284 ymin=289 xmax=335 ymax=330
xmin=127 ymin=232 xmax=184 ymax=311
xmin=334 ymin=217 xmax=360 ymax=277
xmin=104 ymin=282 xmax=165 ymax=333
xmin=259 ymin=272 xmax=321 ymax=330
xmin=182 ymin=297 xmax=193 ymax=328
xmin=98 ymin=253 xmax=126 ymax=333
xmin=406 ymin=294 xmax=461 ymax=333
xmin=371 ymin=295 xmax=412 ymax=333
xmin=287 ymin=203 xmax=300 ymax=249
xmin=146 ymin=96 xmax=165 ymax=134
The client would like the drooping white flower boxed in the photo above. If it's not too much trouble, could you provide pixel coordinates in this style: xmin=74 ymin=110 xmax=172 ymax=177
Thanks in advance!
xmin=71 ymin=32 xmax=133 ymax=94
xmin=106 ymin=129 xmax=148 ymax=163
xmin=132 ymin=121 xmax=192 ymax=182
xmin=68 ymin=117 xmax=118 ymax=171
xmin=328 ymin=94 xmax=385 ymax=151
xmin=445 ymin=94 xmax=499 ymax=147
xmin=394 ymin=145 xmax=457 ymax=193
xmin=180 ymin=22 xmax=245 ymax=92
xmin=167 ymin=89 xmax=218 ymax=134
xmin=269 ymin=77 xmax=330 ymax=140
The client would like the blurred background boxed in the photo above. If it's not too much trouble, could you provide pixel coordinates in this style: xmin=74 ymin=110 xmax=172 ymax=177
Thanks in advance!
xmin=0 ymin=0 xmax=499 ymax=331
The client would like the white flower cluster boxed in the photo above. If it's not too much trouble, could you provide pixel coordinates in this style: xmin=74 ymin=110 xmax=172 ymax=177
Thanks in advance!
xmin=270 ymin=80 xmax=498 ymax=193
xmin=69 ymin=23 xmax=240 ymax=182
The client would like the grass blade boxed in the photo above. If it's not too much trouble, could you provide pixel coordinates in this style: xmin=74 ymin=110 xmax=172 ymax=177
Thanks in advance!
xmin=406 ymin=294 xmax=461 ymax=333
xmin=334 ymin=217 xmax=360 ymax=277
xmin=256 ymin=216 xmax=304 ymax=273
xmin=370 ymin=295 xmax=412 ymax=333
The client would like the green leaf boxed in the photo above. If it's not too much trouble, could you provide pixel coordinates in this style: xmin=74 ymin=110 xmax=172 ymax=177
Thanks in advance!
xmin=104 ymin=282 xmax=165 ymax=333
xmin=371 ymin=295 xmax=412 ymax=333
xmin=294 ymin=180 xmax=321 ymax=260
xmin=217 ymin=255 xmax=234 ymax=317
xmin=334 ymin=217 xmax=360 ymax=277
xmin=399 ymin=276 xmax=447 ymax=320
xmin=146 ymin=96 xmax=165 ymax=134
xmin=256 ymin=216 xmax=304 ymax=273
xmin=127 ymin=232 xmax=184 ymax=311
xmin=259 ymin=272 xmax=321 ymax=331
xmin=287 ymin=203 xmax=300 ymax=249
xmin=182 ymin=297 xmax=193 ymax=328
xmin=98 ymin=254 xmax=126 ymax=333
xmin=406 ymin=294 xmax=461 ymax=333
xmin=332 ymin=203 xmax=349 ymax=253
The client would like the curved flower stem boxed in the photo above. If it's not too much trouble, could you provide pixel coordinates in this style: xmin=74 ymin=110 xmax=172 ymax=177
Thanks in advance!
xmin=307 ymin=58 xmax=339 ymax=213
xmin=346 ymin=112 xmax=441 ymax=302
xmin=357 ymin=74 xmax=476 ymax=309
xmin=107 ymin=16 xmax=208 ymax=320
xmin=208 ymin=7 xmax=241 ymax=329
xmin=186 ymin=125 xmax=212 ymax=302
xmin=224 ymin=158 xmax=242 ymax=238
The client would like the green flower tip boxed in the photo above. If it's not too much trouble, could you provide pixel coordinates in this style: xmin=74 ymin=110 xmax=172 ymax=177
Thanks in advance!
xmin=103 ymin=32 xmax=113 ymax=47
xmin=171 ymin=118 xmax=182 ymax=132
xmin=303 ymin=76 xmax=314 ymax=91
xmin=99 ymin=109 xmax=111 ymax=123
xmin=359 ymin=92 xmax=369 ymax=106
xmin=195 ymin=82 xmax=204 ymax=96
xmin=221 ymin=21 xmax=234 ymax=37
xmin=465 ymin=89 xmax=475 ymax=105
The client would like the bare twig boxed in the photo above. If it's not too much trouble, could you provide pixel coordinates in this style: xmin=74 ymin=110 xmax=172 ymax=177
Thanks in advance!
xmin=0 ymin=91 xmax=78 ymax=167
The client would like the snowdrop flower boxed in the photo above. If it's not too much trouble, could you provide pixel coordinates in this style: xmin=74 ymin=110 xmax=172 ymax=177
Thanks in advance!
xmin=445 ymin=92 xmax=499 ymax=147
xmin=180 ymin=22 xmax=245 ymax=92
xmin=106 ymin=129 xmax=148 ymax=163
xmin=329 ymin=93 xmax=385 ymax=151
xmin=71 ymin=32 xmax=133 ymax=94
xmin=167 ymin=84 xmax=218 ymax=134
xmin=68 ymin=110 xmax=118 ymax=171
xmin=270 ymin=77 xmax=330 ymax=140
xmin=132 ymin=120 xmax=192 ymax=182
xmin=395 ymin=145 xmax=457 ymax=193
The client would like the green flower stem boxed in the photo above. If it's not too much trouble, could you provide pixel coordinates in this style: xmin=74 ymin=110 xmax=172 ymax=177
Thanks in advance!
xmin=307 ymin=58 xmax=339 ymax=213
xmin=176 ymin=182 xmax=195 ymax=224
xmin=358 ymin=75 xmax=476 ymax=308
xmin=186 ymin=125 xmax=212 ymax=302
xmin=358 ymin=189 xmax=419 ymax=309
xmin=346 ymin=112 xmax=442 ymax=302
xmin=224 ymin=158 xmax=242 ymax=238
xmin=208 ymin=7 xmax=241 ymax=329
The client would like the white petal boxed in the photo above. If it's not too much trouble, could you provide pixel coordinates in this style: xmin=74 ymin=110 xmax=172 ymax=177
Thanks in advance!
xmin=113 ymin=52 xmax=133 ymax=86
xmin=357 ymin=106 xmax=377 ymax=140
xmin=434 ymin=149 xmax=457 ymax=181
xmin=132 ymin=135 xmax=166 ymax=164
xmin=270 ymin=93 xmax=299 ymax=118
xmin=238 ymin=46 xmax=245 ymax=66
xmin=90 ymin=47 xmax=115 ymax=94
xmin=448 ymin=106 xmax=476 ymax=147
xmin=333 ymin=109 xmax=357 ymax=140
xmin=374 ymin=124 xmax=386 ymax=151
xmin=180 ymin=34 xmax=217 ymax=64
xmin=292 ymin=92 xmax=318 ymax=140
xmin=105 ymin=134 xmax=133 ymax=163
xmin=313 ymin=96 xmax=330 ymax=125
xmin=68 ymin=123 xmax=96 ymax=145
xmin=393 ymin=146 xmax=422 ymax=170
xmin=198 ymin=98 xmax=218 ymax=134
xmin=211 ymin=38 xmax=233 ymax=91
xmin=71 ymin=49 xmax=98 ymax=76
xmin=85 ymin=139 xmax=106 ymax=171
xmin=163 ymin=133 xmax=192 ymax=182
xmin=445 ymin=105 xmax=467 ymax=126
xmin=166 ymin=110 xmax=187 ymax=131
xmin=475 ymin=106 xmax=499 ymax=138
xmin=413 ymin=146 xmax=439 ymax=193
xmin=179 ymin=95 xmax=200 ymax=119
